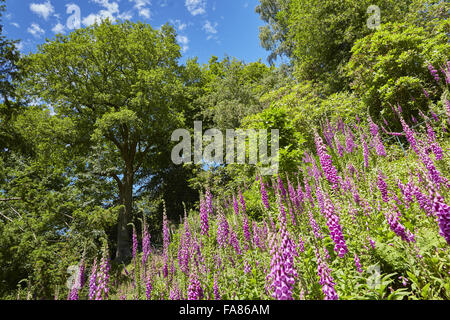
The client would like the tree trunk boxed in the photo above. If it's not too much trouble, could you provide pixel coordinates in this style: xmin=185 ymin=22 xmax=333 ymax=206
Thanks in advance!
xmin=115 ymin=168 xmax=134 ymax=262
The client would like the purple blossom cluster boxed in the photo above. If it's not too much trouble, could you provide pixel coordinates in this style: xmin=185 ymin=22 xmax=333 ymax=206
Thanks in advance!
xmin=142 ymin=222 xmax=151 ymax=266
xmin=95 ymin=248 xmax=110 ymax=300
xmin=428 ymin=63 xmax=440 ymax=83
xmin=259 ymin=177 xmax=270 ymax=209
xmin=323 ymin=197 xmax=348 ymax=258
xmin=199 ymin=198 xmax=209 ymax=236
xmin=217 ymin=211 xmax=229 ymax=248
xmin=315 ymin=132 xmax=339 ymax=188
xmin=377 ymin=171 xmax=389 ymax=203
xmin=386 ymin=208 xmax=415 ymax=243
xmin=315 ymin=248 xmax=338 ymax=300
xmin=187 ymin=272 xmax=204 ymax=300
xmin=88 ymin=258 xmax=97 ymax=300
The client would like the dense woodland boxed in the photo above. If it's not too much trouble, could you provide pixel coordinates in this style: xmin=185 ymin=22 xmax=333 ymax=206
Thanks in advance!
xmin=0 ymin=0 xmax=449 ymax=300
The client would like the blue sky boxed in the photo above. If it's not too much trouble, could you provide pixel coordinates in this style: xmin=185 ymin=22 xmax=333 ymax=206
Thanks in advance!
xmin=2 ymin=0 xmax=270 ymax=65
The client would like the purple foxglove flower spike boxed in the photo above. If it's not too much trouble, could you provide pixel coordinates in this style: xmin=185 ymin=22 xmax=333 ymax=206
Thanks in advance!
xmin=260 ymin=177 xmax=270 ymax=210
xmin=266 ymin=218 xmax=297 ymax=300
xmin=377 ymin=171 xmax=389 ymax=203
xmin=145 ymin=272 xmax=153 ymax=300
xmin=187 ymin=272 xmax=204 ymax=300
xmin=232 ymin=194 xmax=239 ymax=216
xmin=88 ymin=258 xmax=97 ymax=300
xmin=213 ymin=277 xmax=221 ymax=300
xmin=354 ymin=254 xmax=363 ymax=273
xmin=199 ymin=197 xmax=209 ymax=236
xmin=315 ymin=248 xmax=338 ymax=300
xmin=315 ymin=132 xmax=339 ymax=188
xmin=239 ymin=188 xmax=247 ymax=214
xmin=428 ymin=63 xmax=440 ymax=83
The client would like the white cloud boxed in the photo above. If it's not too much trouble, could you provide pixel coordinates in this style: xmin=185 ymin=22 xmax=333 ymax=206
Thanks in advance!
xmin=16 ymin=41 xmax=24 ymax=51
xmin=129 ymin=0 xmax=152 ymax=19
xmin=176 ymin=35 xmax=189 ymax=53
xmin=82 ymin=0 xmax=121 ymax=26
xmin=170 ymin=19 xmax=187 ymax=32
xmin=139 ymin=8 xmax=151 ymax=18
xmin=30 ymin=1 xmax=55 ymax=20
xmin=130 ymin=0 xmax=151 ymax=9
xmin=52 ymin=23 xmax=66 ymax=34
xmin=11 ymin=22 xmax=20 ymax=28
xmin=82 ymin=14 xmax=102 ymax=26
xmin=202 ymin=20 xmax=218 ymax=40
xmin=185 ymin=0 xmax=206 ymax=16
xmin=27 ymin=23 xmax=45 ymax=37
xmin=118 ymin=11 xmax=133 ymax=20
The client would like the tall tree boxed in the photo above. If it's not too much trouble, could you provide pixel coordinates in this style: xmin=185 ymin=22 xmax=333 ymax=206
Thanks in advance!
xmin=288 ymin=0 xmax=413 ymax=94
xmin=255 ymin=0 xmax=291 ymax=65
xmin=23 ymin=20 xmax=185 ymax=262
xmin=196 ymin=56 xmax=284 ymax=130
xmin=0 ymin=0 xmax=28 ymax=157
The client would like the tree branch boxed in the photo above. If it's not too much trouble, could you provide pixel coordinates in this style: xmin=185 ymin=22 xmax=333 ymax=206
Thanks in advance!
xmin=0 ymin=197 xmax=21 ymax=202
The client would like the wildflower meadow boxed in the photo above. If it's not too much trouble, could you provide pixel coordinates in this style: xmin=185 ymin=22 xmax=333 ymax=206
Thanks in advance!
xmin=0 ymin=0 xmax=449 ymax=303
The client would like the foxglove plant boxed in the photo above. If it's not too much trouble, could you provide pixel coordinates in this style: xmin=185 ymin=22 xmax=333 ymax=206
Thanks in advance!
xmin=315 ymin=248 xmax=338 ymax=300
xmin=205 ymin=188 xmax=214 ymax=215
xmin=142 ymin=224 xmax=151 ymax=267
xmin=426 ymin=178 xmax=450 ymax=244
xmin=243 ymin=261 xmax=252 ymax=274
xmin=88 ymin=258 xmax=97 ymax=300
xmin=287 ymin=176 xmax=300 ymax=209
xmin=232 ymin=194 xmax=240 ymax=216
xmin=260 ymin=177 xmax=270 ymax=210
xmin=428 ymin=63 xmax=440 ymax=83
xmin=315 ymin=132 xmax=339 ymax=188
xmin=187 ymin=272 xmax=203 ymax=300
xmin=242 ymin=213 xmax=251 ymax=250
xmin=386 ymin=207 xmax=415 ymax=243
xmin=304 ymin=176 xmax=314 ymax=207
xmin=361 ymin=133 xmax=369 ymax=168
xmin=335 ymin=134 xmax=344 ymax=157
xmin=354 ymin=254 xmax=363 ymax=273
xmin=229 ymin=226 xmax=242 ymax=256
xmin=277 ymin=174 xmax=287 ymax=200
xmin=200 ymin=198 xmax=209 ymax=236
xmin=239 ymin=188 xmax=247 ymax=214
xmin=296 ymin=179 xmax=305 ymax=208
xmin=323 ymin=196 xmax=348 ymax=258
xmin=145 ymin=272 xmax=153 ymax=300
xmin=308 ymin=208 xmax=323 ymax=239
xmin=217 ymin=210 xmax=229 ymax=248
xmin=213 ymin=277 xmax=221 ymax=300
xmin=298 ymin=235 xmax=305 ymax=254
xmin=368 ymin=116 xmax=386 ymax=156
xmin=162 ymin=203 xmax=170 ymax=277
xmin=169 ymin=284 xmax=181 ymax=300
xmin=377 ymin=171 xmax=389 ymax=203
xmin=252 ymin=221 xmax=261 ymax=250
xmin=96 ymin=246 xmax=110 ymax=300
xmin=345 ymin=127 xmax=356 ymax=153
xmin=266 ymin=219 xmax=297 ymax=300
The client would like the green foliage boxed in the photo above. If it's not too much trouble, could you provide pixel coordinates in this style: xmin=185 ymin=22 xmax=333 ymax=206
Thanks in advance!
xmin=196 ymin=56 xmax=284 ymax=130
xmin=347 ymin=20 xmax=450 ymax=128
xmin=287 ymin=0 xmax=412 ymax=93
xmin=255 ymin=0 xmax=292 ymax=64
